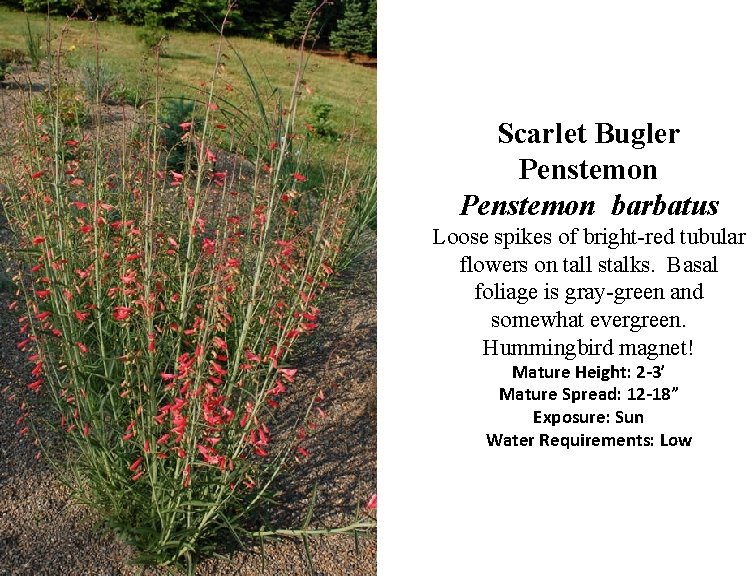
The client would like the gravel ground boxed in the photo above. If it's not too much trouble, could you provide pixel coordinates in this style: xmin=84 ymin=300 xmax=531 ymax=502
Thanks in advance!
xmin=0 ymin=71 xmax=376 ymax=575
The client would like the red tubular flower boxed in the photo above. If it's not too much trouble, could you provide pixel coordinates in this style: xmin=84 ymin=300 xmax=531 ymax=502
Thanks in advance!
xmin=201 ymin=238 xmax=215 ymax=254
xmin=209 ymin=361 xmax=226 ymax=376
xmin=258 ymin=425 xmax=269 ymax=445
xmin=278 ymin=368 xmax=297 ymax=383
xmin=120 ymin=270 xmax=137 ymax=285
xmin=197 ymin=444 xmax=221 ymax=465
xmin=113 ymin=306 xmax=131 ymax=321
xmin=292 ymin=172 xmax=307 ymax=183
xmin=366 ymin=493 xmax=377 ymax=510
xmin=268 ymin=380 xmax=286 ymax=396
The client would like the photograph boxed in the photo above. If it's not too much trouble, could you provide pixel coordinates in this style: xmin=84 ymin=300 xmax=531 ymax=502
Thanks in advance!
xmin=0 ymin=1 xmax=376 ymax=574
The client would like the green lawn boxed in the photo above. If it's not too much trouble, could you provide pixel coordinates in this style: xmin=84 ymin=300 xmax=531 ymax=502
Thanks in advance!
xmin=0 ymin=7 xmax=376 ymax=159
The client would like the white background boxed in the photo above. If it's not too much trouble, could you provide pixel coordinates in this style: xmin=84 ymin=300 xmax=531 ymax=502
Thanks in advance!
xmin=379 ymin=2 xmax=756 ymax=574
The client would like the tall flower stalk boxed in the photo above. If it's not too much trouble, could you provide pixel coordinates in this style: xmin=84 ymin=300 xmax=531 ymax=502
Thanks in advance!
xmin=0 ymin=9 xmax=375 ymax=572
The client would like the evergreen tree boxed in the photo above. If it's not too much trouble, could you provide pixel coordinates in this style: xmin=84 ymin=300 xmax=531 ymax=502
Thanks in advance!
xmin=282 ymin=0 xmax=321 ymax=43
xmin=367 ymin=0 xmax=376 ymax=56
xmin=231 ymin=0 xmax=295 ymax=38
xmin=329 ymin=0 xmax=371 ymax=57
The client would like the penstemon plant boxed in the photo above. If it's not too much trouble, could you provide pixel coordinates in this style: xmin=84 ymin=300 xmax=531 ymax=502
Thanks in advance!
xmin=0 ymin=8 xmax=375 ymax=574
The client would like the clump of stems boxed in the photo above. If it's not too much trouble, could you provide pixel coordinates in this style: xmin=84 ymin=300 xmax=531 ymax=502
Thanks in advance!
xmin=0 ymin=6 xmax=375 ymax=573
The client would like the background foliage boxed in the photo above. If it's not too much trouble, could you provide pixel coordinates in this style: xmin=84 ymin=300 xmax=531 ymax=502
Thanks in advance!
xmin=0 ymin=0 xmax=377 ymax=55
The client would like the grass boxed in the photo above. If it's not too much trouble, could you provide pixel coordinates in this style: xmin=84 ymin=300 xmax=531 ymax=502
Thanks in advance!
xmin=0 ymin=7 xmax=375 ymax=167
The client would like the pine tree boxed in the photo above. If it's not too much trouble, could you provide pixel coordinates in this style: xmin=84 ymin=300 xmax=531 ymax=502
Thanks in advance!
xmin=367 ymin=0 xmax=376 ymax=56
xmin=329 ymin=0 xmax=372 ymax=57
xmin=282 ymin=0 xmax=321 ymax=43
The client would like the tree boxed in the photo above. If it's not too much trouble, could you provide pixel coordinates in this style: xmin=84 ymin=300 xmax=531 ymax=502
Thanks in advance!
xmin=231 ymin=0 xmax=295 ymax=38
xmin=329 ymin=0 xmax=371 ymax=57
xmin=282 ymin=0 xmax=321 ymax=44
xmin=367 ymin=0 xmax=376 ymax=56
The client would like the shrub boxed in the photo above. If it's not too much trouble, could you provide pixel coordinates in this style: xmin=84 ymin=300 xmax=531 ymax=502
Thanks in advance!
xmin=0 ymin=15 xmax=375 ymax=575
xmin=306 ymin=97 xmax=339 ymax=141
xmin=80 ymin=61 xmax=119 ymax=103
xmin=159 ymin=97 xmax=199 ymax=170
